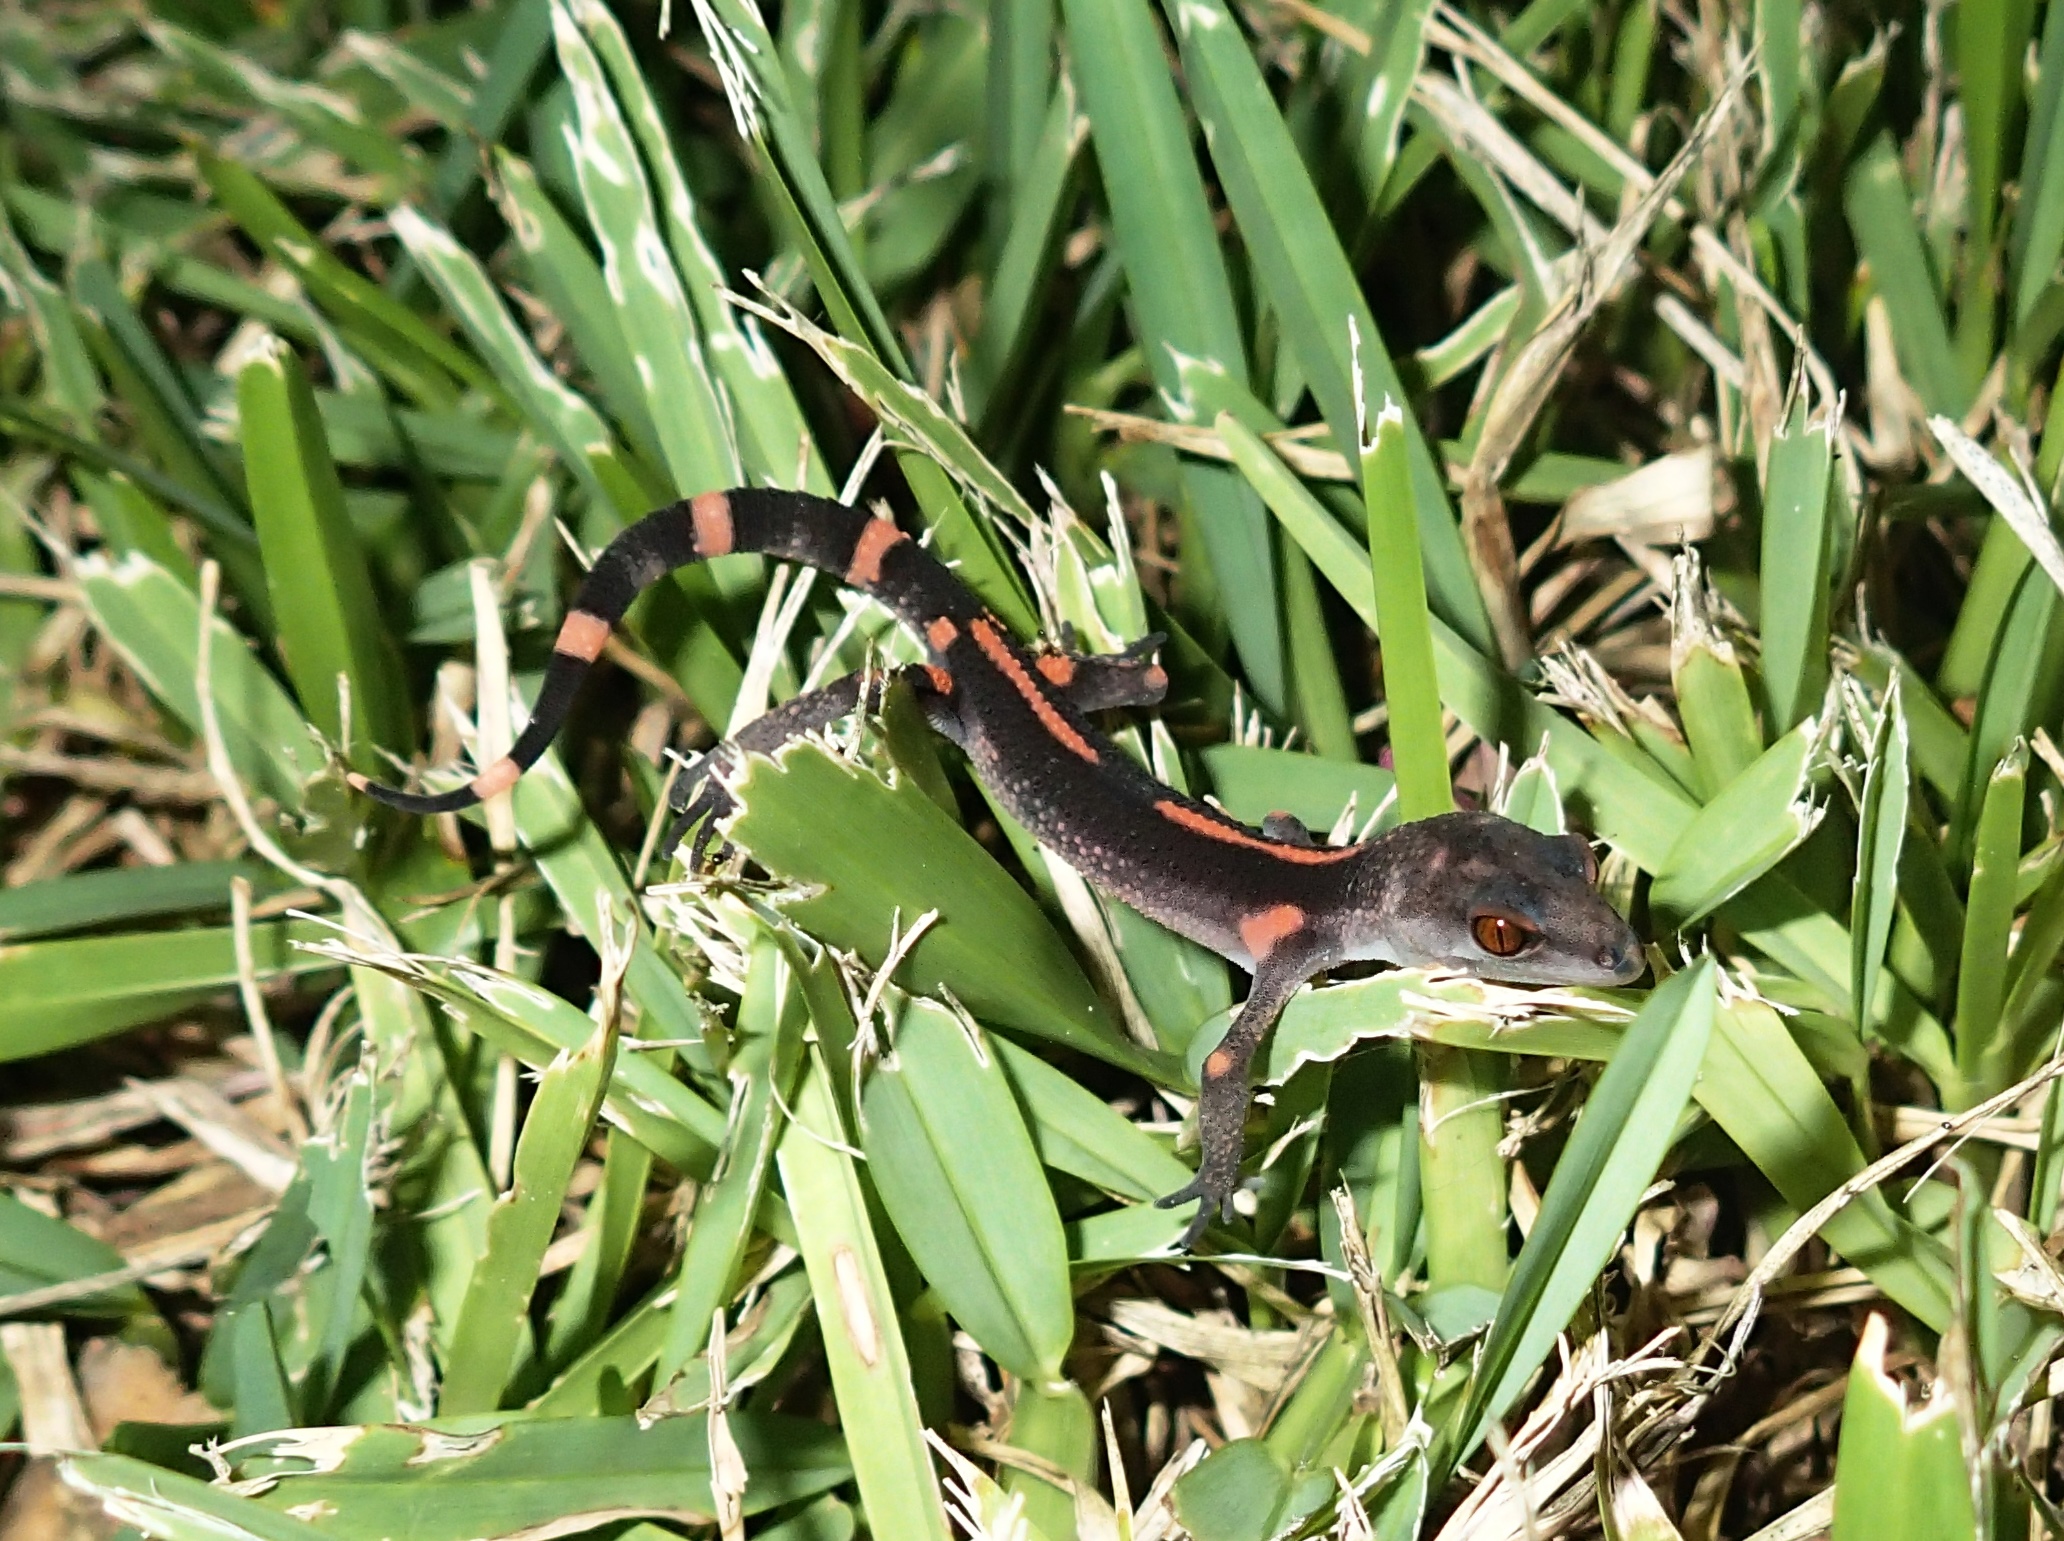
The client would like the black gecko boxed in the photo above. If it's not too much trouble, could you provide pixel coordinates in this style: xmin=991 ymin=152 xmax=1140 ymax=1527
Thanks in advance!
xmin=350 ymin=489 xmax=1644 ymax=1247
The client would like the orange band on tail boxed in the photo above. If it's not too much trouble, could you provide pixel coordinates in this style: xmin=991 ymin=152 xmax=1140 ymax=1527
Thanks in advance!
xmin=555 ymin=610 xmax=613 ymax=662
xmin=470 ymin=758 xmax=522 ymax=800
xmin=846 ymin=519 xmax=908 ymax=586
xmin=691 ymin=492 xmax=734 ymax=557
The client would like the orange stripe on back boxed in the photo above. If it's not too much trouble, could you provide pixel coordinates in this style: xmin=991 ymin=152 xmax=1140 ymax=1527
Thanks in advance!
xmin=691 ymin=491 xmax=734 ymax=557
xmin=1153 ymin=799 xmax=1361 ymax=864
xmin=555 ymin=610 xmax=613 ymax=662
xmin=927 ymin=617 xmax=960 ymax=651
xmin=845 ymin=518 xmax=908 ymax=586
xmin=968 ymin=618 xmax=1099 ymax=763
xmin=1239 ymin=902 xmax=1307 ymax=959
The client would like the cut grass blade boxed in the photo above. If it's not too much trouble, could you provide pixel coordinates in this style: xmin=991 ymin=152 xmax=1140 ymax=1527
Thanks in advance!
xmin=1829 ymin=1316 xmax=1976 ymax=1541
xmin=1650 ymin=722 xmax=1825 ymax=929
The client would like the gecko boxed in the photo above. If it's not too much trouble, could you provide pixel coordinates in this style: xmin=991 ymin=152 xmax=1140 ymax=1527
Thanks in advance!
xmin=349 ymin=488 xmax=1645 ymax=1247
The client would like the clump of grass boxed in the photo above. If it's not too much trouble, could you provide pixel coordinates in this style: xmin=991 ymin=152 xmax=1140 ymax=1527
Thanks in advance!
xmin=1 ymin=1 xmax=2062 ymax=1537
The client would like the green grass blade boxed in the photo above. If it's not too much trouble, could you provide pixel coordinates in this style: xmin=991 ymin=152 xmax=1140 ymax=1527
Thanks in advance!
xmin=300 ymin=1066 xmax=378 ymax=1417
xmin=1221 ymin=418 xmax=1701 ymax=867
xmin=195 ymin=151 xmax=485 ymax=407
xmin=440 ymin=1009 xmax=618 ymax=1414
xmin=2012 ymin=0 xmax=2064 ymax=326
xmin=1759 ymin=402 xmax=1837 ymax=734
xmin=507 ymin=740 xmax=719 ymax=1071
xmin=1951 ymin=0 xmax=2029 ymax=381
xmin=1163 ymin=0 xmax=1491 ymax=657
xmin=969 ymin=74 xmax=1087 ymax=421
xmin=724 ymin=740 xmax=1169 ymax=1080
xmin=386 ymin=203 xmax=653 ymax=516
xmin=61 ymin=1452 xmax=332 ymax=1541
xmin=777 ymin=1053 xmax=955 ymax=1541
xmin=1455 ymin=958 xmax=1716 ymax=1459
xmin=237 ymin=339 xmax=410 ymax=767
xmin=73 ymin=551 xmax=323 ymax=811
xmin=1057 ymin=0 xmax=1287 ymax=710
xmin=1844 ymin=134 xmax=1968 ymax=416
xmin=568 ymin=0 xmax=827 ymax=494
xmin=1957 ymin=564 xmax=2063 ymax=859
xmin=549 ymin=1 xmax=740 ymax=496
xmin=861 ymin=1001 xmax=1075 ymax=1382
xmin=1830 ymin=1317 xmax=1977 ymax=1541
xmin=0 ymin=195 xmax=103 ymax=426
xmin=1699 ymin=999 xmax=1952 ymax=1327
xmin=992 ymin=1035 xmax=1196 ymax=1202
xmin=1650 ymin=722 xmax=1824 ymax=928
xmin=1357 ymin=400 xmax=1451 ymax=819
xmin=540 ymin=1128 xmax=653 ymax=1374
xmin=223 ymin=1413 xmax=849 ymax=1536
xmin=0 ymin=861 xmax=282 ymax=943
xmin=0 ymin=919 xmax=336 ymax=1065
xmin=148 ymin=19 xmax=418 ymax=186
xmin=1953 ymin=741 xmax=2027 ymax=1103
xmin=70 ymin=255 xmax=241 ymax=515
xmin=0 ymin=1190 xmax=147 ymax=1316
xmin=1851 ymin=680 xmax=1911 ymax=1040
xmin=657 ymin=933 xmax=806 ymax=1380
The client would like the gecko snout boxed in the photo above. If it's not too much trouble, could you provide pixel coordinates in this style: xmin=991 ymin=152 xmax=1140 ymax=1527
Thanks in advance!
xmin=1598 ymin=936 xmax=1646 ymax=983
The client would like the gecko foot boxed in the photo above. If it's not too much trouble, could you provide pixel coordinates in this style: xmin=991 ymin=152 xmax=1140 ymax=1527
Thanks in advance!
xmin=1155 ymin=1169 xmax=1241 ymax=1252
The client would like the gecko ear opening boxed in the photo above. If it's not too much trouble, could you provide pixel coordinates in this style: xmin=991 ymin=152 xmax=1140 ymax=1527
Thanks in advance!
xmin=1564 ymin=830 xmax=1600 ymax=885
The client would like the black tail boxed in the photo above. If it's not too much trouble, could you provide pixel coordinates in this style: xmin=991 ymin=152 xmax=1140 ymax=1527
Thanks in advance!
xmin=347 ymin=488 xmax=974 ymax=816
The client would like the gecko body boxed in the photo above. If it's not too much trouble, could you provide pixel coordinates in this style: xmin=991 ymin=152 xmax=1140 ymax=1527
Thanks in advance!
xmin=351 ymin=489 xmax=1644 ymax=1246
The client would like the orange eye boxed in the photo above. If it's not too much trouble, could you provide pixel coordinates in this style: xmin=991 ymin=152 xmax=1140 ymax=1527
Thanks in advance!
xmin=1471 ymin=912 xmax=1534 ymax=958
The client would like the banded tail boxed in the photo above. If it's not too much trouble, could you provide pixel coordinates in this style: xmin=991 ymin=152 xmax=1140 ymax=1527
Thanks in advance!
xmin=346 ymin=489 xmax=977 ymax=816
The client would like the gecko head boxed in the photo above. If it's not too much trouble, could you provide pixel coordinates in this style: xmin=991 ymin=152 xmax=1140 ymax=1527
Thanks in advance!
xmin=1344 ymin=810 xmax=1644 ymax=986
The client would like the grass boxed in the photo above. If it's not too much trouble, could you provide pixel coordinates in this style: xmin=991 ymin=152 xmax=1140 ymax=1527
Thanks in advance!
xmin=1 ymin=0 xmax=2063 ymax=1537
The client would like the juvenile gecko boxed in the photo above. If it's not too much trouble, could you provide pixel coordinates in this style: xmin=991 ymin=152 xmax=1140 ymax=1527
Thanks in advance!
xmin=350 ymin=489 xmax=1644 ymax=1246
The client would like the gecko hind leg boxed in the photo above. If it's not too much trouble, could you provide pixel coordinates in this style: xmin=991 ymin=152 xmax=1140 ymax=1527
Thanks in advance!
xmin=1156 ymin=942 xmax=1323 ymax=1251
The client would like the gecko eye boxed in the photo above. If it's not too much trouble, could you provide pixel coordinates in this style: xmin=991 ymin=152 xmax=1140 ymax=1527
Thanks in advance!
xmin=1470 ymin=911 xmax=1536 ymax=958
